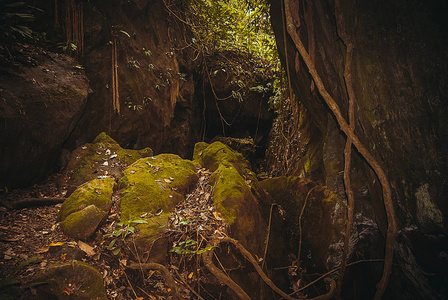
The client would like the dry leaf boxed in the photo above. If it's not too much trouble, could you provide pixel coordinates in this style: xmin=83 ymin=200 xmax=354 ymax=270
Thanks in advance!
xmin=164 ymin=178 xmax=171 ymax=183
xmin=213 ymin=211 xmax=223 ymax=221
xmin=78 ymin=241 xmax=95 ymax=256
xmin=35 ymin=246 xmax=50 ymax=254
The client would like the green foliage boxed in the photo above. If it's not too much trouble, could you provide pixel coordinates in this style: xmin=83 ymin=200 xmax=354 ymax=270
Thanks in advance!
xmin=185 ymin=0 xmax=277 ymax=64
xmin=104 ymin=219 xmax=148 ymax=255
xmin=170 ymin=239 xmax=215 ymax=255
xmin=0 ymin=1 xmax=38 ymax=41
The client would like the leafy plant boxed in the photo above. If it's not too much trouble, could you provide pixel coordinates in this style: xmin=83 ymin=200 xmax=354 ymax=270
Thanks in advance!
xmin=104 ymin=219 xmax=148 ymax=255
xmin=170 ymin=239 xmax=215 ymax=255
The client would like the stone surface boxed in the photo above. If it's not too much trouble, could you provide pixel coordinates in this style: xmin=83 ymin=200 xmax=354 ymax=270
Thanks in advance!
xmin=260 ymin=176 xmax=346 ymax=271
xmin=60 ymin=204 xmax=106 ymax=241
xmin=59 ymin=177 xmax=115 ymax=240
xmin=59 ymin=132 xmax=151 ymax=194
xmin=269 ymin=0 xmax=448 ymax=298
xmin=35 ymin=261 xmax=106 ymax=300
xmin=118 ymin=153 xmax=198 ymax=262
xmin=0 ymin=48 xmax=90 ymax=188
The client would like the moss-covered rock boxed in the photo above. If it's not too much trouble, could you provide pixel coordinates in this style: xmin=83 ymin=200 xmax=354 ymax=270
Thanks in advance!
xmin=119 ymin=154 xmax=198 ymax=221
xmin=59 ymin=178 xmax=115 ymax=240
xmin=118 ymin=153 xmax=198 ymax=262
xmin=35 ymin=261 xmax=106 ymax=300
xmin=194 ymin=142 xmax=251 ymax=174
xmin=260 ymin=176 xmax=346 ymax=270
xmin=60 ymin=205 xmax=106 ymax=240
xmin=59 ymin=132 xmax=153 ymax=194
xmin=59 ymin=178 xmax=115 ymax=221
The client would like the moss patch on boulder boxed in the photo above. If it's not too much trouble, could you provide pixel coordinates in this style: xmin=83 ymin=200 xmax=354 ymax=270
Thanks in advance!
xmin=59 ymin=132 xmax=152 ymax=194
xmin=35 ymin=261 xmax=106 ymax=300
xmin=59 ymin=178 xmax=115 ymax=240
xmin=118 ymin=154 xmax=198 ymax=222
xmin=194 ymin=141 xmax=251 ymax=174
xmin=118 ymin=154 xmax=198 ymax=261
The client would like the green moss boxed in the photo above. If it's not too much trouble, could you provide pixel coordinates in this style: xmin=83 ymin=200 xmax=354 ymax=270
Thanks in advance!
xmin=61 ymin=132 xmax=153 ymax=189
xmin=209 ymin=165 xmax=251 ymax=225
xmin=197 ymin=142 xmax=251 ymax=174
xmin=60 ymin=205 xmax=105 ymax=240
xmin=59 ymin=178 xmax=115 ymax=221
xmin=35 ymin=261 xmax=106 ymax=300
xmin=193 ymin=142 xmax=210 ymax=161
xmin=118 ymin=154 xmax=197 ymax=223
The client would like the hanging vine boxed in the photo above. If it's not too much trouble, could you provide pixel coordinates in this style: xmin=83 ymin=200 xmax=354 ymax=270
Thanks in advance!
xmin=61 ymin=0 xmax=84 ymax=59
xmin=283 ymin=0 xmax=398 ymax=299
xmin=111 ymin=30 xmax=120 ymax=115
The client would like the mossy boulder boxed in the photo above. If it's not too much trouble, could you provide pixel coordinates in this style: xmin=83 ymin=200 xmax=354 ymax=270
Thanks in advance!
xmin=195 ymin=142 xmax=267 ymax=255
xmin=35 ymin=261 xmax=106 ymax=300
xmin=59 ymin=178 xmax=115 ymax=240
xmin=194 ymin=141 xmax=251 ymax=174
xmin=260 ymin=176 xmax=346 ymax=270
xmin=60 ymin=205 xmax=106 ymax=240
xmin=118 ymin=154 xmax=198 ymax=261
xmin=59 ymin=132 xmax=153 ymax=194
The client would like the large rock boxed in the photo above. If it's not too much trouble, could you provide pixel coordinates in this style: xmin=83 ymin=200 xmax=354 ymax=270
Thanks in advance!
xmin=0 ymin=48 xmax=90 ymax=188
xmin=35 ymin=261 xmax=106 ymax=300
xmin=260 ymin=176 xmax=346 ymax=271
xmin=59 ymin=178 xmax=115 ymax=240
xmin=59 ymin=132 xmax=152 ymax=194
xmin=269 ymin=1 xmax=448 ymax=298
xmin=118 ymin=153 xmax=198 ymax=262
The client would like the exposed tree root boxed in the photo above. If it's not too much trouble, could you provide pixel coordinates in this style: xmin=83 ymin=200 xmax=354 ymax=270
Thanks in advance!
xmin=203 ymin=237 xmax=336 ymax=300
xmin=334 ymin=0 xmax=356 ymax=296
xmin=127 ymin=262 xmax=181 ymax=300
xmin=6 ymin=197 xmax=65 ymax=209
xmin=284 ymin=1 xmax=398 ymax=298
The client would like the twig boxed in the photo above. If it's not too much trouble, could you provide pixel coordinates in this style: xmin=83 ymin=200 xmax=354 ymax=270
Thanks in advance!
xmin=283 ymin=1 xmax=397 ymax=298
xmin=262 ymin=204 xmax=275 ymax=271
xmin=204 ymin=237 xmax=335 ymax=300
xmin=127 ymin=262 xmax=182 ymax=300
xmin=174 ymin=269 xmax=205 ymax=300
xmin=290 ymin=259 xmax=384 ymax=296
xmin=298 ymin=186 xmax=319 ymax=261
xmin=202 ymin=240 xmax=251 ymax=300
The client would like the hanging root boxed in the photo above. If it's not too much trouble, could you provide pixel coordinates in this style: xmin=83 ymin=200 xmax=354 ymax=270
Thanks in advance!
xmin=127 ymin=262 xmax=181 ymax=300
xmin=283 ymin=1 xmax=397 ymax=298
xmin=202 ymin=237 xmax=336 ymax=300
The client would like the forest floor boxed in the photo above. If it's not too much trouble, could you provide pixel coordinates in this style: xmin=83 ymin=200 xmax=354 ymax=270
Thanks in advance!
xmin=0 ymin=169 xmax=230 ymax=300
xmin=0 ymin=177 xmax=173 ymax=299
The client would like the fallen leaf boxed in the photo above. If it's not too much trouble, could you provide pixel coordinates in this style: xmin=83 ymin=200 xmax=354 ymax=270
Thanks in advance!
xmin=34 ymin=246 xmax=50 ymax=254
xmin=164 ymin=178 xmax=171 ymax=183
xmin=188 ymin=272 xmax=194 ymax=279
xmin=78 ymin=241 xmax=95 ymax=256
xmin=213 ymin=211 xmax=223 ymax=221
xmin=49 ymin=242 xmax=65 ymax=247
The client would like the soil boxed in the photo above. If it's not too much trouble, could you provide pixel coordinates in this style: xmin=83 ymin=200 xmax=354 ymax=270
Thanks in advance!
xmin=0 ymin=169 xmax=235 ymax=300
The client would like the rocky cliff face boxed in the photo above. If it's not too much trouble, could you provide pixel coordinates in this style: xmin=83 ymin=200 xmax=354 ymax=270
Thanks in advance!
xmin=269 ymin=0 xmax=448 ymax=298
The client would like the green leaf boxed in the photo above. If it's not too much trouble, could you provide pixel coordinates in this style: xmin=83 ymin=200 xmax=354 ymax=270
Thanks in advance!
xmin=108 ymin=240 xmax=116 ymax=249
xmin=0 ymin=278 xmax=20 ymax=288
xmin=112 ymin=247 xmax=121 ymax=255
xmin=126 ymin=226 xmax=135 ymax=233
xmin=16 ymin=256 xmax=42 ymax=270
xmin=130 ymin=219 xmax=148 ymax=224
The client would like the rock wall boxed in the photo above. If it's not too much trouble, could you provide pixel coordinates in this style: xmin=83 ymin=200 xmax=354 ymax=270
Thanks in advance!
xmin=269 ymin=0 xmax=448 ymax=298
